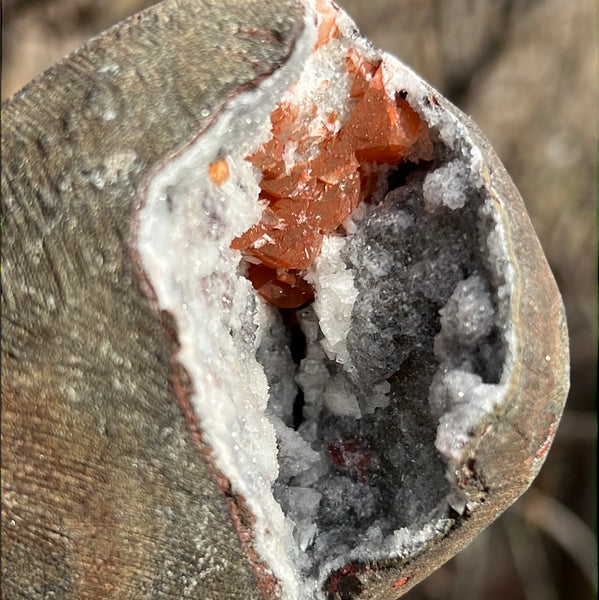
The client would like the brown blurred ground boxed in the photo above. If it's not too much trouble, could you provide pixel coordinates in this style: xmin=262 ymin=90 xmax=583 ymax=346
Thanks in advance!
xmin=2 ymin=1 xmax=596 ymax=599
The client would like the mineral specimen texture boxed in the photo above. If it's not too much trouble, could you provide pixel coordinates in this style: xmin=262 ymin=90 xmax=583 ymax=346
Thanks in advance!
xmin=1 ymin=0 xmax=569 ymax=599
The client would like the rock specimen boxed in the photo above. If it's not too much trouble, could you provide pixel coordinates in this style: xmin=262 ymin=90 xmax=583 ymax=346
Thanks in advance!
xmin=1 ymin=0 xmax=569 ymax=599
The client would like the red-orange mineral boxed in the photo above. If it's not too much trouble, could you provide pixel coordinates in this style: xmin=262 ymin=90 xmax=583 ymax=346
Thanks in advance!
xmin=231 ymin=50 xmax=432 ymax=308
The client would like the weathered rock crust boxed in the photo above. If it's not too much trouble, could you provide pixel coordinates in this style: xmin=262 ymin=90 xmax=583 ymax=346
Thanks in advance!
xmin=2 ymin=1 xmax=305 ymax=598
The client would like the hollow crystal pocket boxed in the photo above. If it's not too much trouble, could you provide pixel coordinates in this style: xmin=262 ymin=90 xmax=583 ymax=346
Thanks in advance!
xmin=136 ymin=1 xmax=567 ymax=598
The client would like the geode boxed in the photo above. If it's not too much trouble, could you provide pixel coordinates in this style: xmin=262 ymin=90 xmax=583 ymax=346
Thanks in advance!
xmin=1 ymin=1 xmax=569 ymax=599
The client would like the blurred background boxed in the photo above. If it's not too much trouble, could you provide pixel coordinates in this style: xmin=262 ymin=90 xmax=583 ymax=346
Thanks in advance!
xmin=2 ymin=1 xmax=596 ymax=598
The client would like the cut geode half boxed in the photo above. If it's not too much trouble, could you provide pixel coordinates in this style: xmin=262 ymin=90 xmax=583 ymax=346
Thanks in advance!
xmin=1 ymin=0 xmax=569 ymax=599
xmin=135 ymin=1 xmax=568 ymax=598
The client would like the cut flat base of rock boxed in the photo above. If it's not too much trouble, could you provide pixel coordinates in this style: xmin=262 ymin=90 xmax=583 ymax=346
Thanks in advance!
xmin=1 ymin=0 xmax=569 ymax=599
xmin=137 ymin=1 xmax=568 ymax=598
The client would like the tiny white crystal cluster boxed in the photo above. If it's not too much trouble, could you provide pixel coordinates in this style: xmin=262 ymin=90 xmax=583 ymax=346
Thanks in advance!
xmin=430 ymin=369 xmax=505 ymax=464
xmin=423 ymin=159 xmax=472 ymax=211
xmin=307 ymin=235 xmax=358 ymax=368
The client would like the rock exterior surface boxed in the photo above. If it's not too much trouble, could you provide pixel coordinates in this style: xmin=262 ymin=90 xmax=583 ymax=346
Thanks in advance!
xmin=1 ymin=1 xmax=569 ymax=599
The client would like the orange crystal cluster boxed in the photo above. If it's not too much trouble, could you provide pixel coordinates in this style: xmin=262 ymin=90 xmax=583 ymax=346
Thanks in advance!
xmin=231 ymin=50 xmax=432 ymax=308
